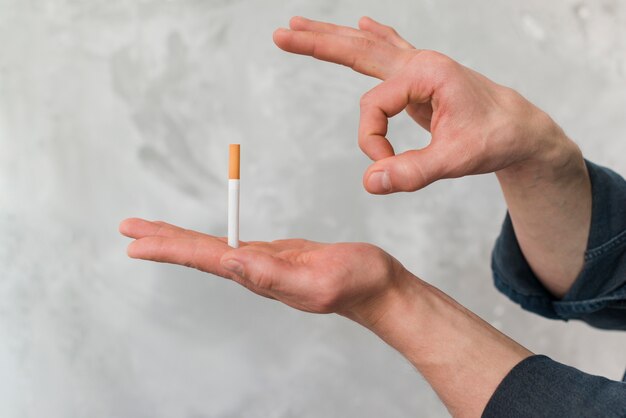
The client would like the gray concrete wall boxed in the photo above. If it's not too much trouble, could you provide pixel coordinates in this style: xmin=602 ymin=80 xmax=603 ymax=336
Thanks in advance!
xmin=1 ymin=1 xmax=624 ymax=417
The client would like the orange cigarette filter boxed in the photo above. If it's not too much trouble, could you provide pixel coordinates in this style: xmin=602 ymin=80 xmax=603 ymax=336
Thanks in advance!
xmin=229 ymin=144 xmax=240 ymax=179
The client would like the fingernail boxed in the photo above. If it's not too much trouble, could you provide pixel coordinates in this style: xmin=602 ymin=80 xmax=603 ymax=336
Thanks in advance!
xmin=222 ymin=259 xmax=244 ymax=276
xmin=368 ymin=171 xmax=392 ymax=192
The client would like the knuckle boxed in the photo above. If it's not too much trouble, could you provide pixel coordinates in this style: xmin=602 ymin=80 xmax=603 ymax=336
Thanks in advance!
xmin=500 ymin=86 xmax=526 ymax=108
xmin=413 ymin=50 xmax=460 ymax=81
xmin=383 ymin=24 xmax=397 ymax=35
xmin=310 ymin=32 xmax=324 ymax=58
xmin=153 ymin=224 xmax=165 ymax=237
xmin=351 ymin=36 xmax=376 ymax=50
xmin=418 ymin=50 xmax=453 ymax=67
xmin=359 ymin=91 xmax=374 ymax=108
xmin=358 ymin=136 xmax=368 ymax=153
xmin=185 ymin=238 xmax=201 ymax=269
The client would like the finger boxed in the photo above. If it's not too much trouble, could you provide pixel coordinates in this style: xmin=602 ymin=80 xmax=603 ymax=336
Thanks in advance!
xmin=119 ymin=218 xmax=196 ymax=239
xmin=363 ymin=146 xmax=449 ymax=194
xmin=127 ymin=235 xmax=277 ymax=303
xmin=357 ymin=61 xmax=448 ymax=192
xmin=128 ymin=235 xmax=234 ymax=276
xmin=358 ymin=78 xmax=405 ymax=161
xmin=120 ymin=218 xmax=232 ymax=246
xmin=288 ymin=16 xmax=387 ymax=45
xmin=358 ymin=70 xmax=433 ymax=161
xmin=149 ymin=220 xmax=198 ymax=238
xmin=119 ymin=218 xmax=190 ymax=239
xmin=119 ymin=218 xmax=187 ymax=239
xmin=357 ymin=102 xmax=396 ymax=161
xmin=273 ymin=28 xmax=410 ymax=80
xmin=151 ymin=221 xmax=230 ymax=244
xmin=358 ymin=16 xmax=415 ymax=50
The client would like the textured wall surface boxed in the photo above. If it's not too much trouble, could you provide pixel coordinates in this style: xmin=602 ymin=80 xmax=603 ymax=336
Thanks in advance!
xmin=1 ymin=0 xmax=625 ymax=417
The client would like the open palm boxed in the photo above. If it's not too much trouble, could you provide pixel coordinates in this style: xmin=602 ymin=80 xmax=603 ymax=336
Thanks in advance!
xmin=120 ymin=218 xmax=409 ymax=322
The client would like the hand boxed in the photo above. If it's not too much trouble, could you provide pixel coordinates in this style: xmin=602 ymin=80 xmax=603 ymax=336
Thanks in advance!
xmin=119 ymin=217 xmax=532 ymax=417
xmin=273 ymin=16 xmax=571 ymax=194
xmin=119 ymin=217 xmax=413 ymax=326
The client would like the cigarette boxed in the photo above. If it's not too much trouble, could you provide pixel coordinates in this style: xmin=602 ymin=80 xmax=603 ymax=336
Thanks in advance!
xmin=228 ymin=144 xmax=240 ymax=248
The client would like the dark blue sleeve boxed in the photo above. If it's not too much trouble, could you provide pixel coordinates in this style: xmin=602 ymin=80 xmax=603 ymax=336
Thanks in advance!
xmin=483 ymin=355 xmax=626 ymax=418
xmin=491 ymin=160 xmax=626 ymax=330
xmin=486 ymin=161 xmax=626 ymax=417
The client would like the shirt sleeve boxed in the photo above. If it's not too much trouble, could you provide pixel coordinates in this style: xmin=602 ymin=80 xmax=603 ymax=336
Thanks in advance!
xmin=482 ymin=355 xmax=626 ymax=418
xmin=491 ymin=159 xmax=626 ymax=330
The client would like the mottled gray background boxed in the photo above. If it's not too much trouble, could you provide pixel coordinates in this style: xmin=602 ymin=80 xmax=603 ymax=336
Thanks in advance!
xmin=1 ymin=0 xmax=625 ymax=417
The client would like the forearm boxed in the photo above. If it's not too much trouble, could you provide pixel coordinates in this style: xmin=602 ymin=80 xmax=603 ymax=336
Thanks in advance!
xmin=495 ymin=114 xmax=592 ymax=298
xmin=347 ymin=271 xmax=532 ymax=418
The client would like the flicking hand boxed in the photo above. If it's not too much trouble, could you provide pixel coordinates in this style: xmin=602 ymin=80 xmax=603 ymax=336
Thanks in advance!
xmin=274 ymin=16 xmax=565 ymax=194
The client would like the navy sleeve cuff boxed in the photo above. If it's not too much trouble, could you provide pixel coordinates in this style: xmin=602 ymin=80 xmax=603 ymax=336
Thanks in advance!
xmin=491 ymin=160 xmax=626 ymax=329
xmin=483 ymin=355 xmax=626 ymax=418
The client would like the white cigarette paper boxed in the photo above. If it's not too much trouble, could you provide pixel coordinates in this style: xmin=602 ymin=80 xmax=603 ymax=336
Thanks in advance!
xmin=228 ymin=144 xmax=240 ymax=248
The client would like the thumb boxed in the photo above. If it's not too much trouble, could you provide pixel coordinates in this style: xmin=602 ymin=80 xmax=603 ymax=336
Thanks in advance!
xmin=220 ymin=249 xmax=292 ymax=293
xmin=363 ymin=145 xmax=449 ymax=193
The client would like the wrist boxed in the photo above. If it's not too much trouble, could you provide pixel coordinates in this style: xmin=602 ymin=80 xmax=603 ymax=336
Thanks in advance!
xmin=348 ymin=270 xmax=532 ymax=417
xmin=496 ymin=110 xmax=585 ymax=187
xmin=361 ymin=274 xmax=530 ymax=366
xmin=341 ymin=266 xmax=426 ymax=331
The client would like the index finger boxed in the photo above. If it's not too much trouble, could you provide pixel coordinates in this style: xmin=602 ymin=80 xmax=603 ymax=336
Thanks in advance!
xmin=128 ymin=235 xmax=235 ymax=278
xmin=273 ymin=28 xmax=412 ymax=80
xmin=358 ymin=63 xmax=434 ymax=161
xmin=288 ymin=16 xmax=387 ymax=45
